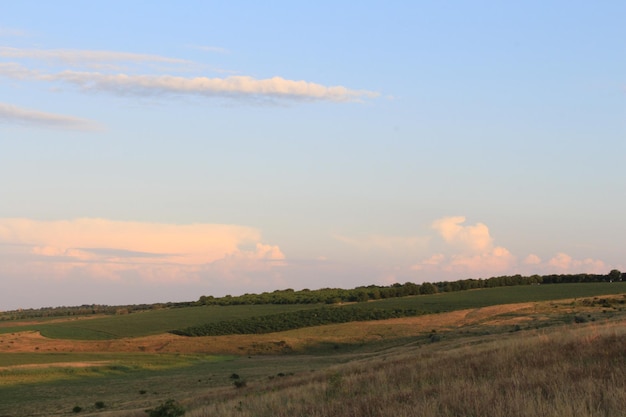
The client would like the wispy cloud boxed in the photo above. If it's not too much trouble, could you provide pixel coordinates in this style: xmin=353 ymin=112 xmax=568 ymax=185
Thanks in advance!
xmin=0 ymin=47 xmax=379 ymax=102
xmin=186 ymin=44 xmax=230 ymax=54
xmin=0 ymin=47 xmax=191 ymax=67
xmin=0 ymin=102 xmax=102 ymax=131
xmin=334 ymin=233 xmax=430 ymax=253
xmin=54 ymin=71 xmax=377 ymax=101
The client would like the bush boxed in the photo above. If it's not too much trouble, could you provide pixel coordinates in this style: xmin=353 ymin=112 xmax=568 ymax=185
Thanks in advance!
xmin=233 ymin=379 xmax=247 ymax=388
xmin=574 ymin=315 xmax=588 ymax=323
xmin=72 ymin=406 xmax=82 ymax=413
xmin=95 ymin=401 xmax=105 ymax=409
xmin=146 ymin=399 xmax=185 ymax=417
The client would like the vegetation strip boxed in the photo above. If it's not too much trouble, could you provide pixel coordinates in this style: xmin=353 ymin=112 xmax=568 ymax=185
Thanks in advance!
xmin=171 ymin=307 xmax=428 ymax=336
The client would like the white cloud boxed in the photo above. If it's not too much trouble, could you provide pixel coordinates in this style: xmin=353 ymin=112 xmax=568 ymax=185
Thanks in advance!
xmin=524 ymin=254 xmax=542 ymax=265
xmin=0 ymin=47 xmax=379 ymax=102
xmin=0 ymin=102 xmax=102 ymax=131
xmin=431 ymin=216 xmax=493 ymax=253
xmin=41 ymin=71 xmax=377 ymax=102
xmin=411 ymin=216 xmax=516 ymax=276
xmin=411 ymin=248 xmax=516 ymax=276
xmin=547 ymin=252 xmax=606 ymax=274
xmin=0 ymin=47 xmax=191 ymax=66
xmin=0 ymin=218 xmax=285 ymax=284
xmin=186 ymin=45 xmax=229 ymax=54
xmin=0 ymin=62 xmax=40 ymax=79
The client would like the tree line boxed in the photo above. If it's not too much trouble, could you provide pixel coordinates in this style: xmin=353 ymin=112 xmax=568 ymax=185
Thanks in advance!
xmin=2 ymin=270 xmax=622 ymax=321
xmin=195 ymin=270 xmax=623 ymax=306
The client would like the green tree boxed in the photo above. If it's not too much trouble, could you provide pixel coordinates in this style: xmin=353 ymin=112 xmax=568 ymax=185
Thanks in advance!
xmin=608 ymin=269 xmax=622 ymax=282
xmin=419 ymin=282 xmax=437 ymax=295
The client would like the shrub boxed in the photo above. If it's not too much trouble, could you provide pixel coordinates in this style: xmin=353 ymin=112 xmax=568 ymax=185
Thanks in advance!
xmin=233 ymin=379 xmax=247 ymax=388
xmin=146 ymin=399 xmax=185 ymax=417
xmin=95 ymin=401 xmax=105 ymax=409
xmin=574 ymin=315 xmax=588 ymax=323
xmin=72 ymin=406 xmax=82 ymax=413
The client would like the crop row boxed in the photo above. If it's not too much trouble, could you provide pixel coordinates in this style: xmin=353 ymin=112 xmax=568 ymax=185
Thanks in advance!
xmin=171 ymin=306 xmax=426 ymax=336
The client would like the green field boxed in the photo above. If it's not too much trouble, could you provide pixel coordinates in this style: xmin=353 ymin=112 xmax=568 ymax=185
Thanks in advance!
xmin=0 ymin=303 xmax=322 ymax=339
xmin=4 ymin=282 xmax=624 ymax=340
xmin=0 ymin=282 xmax=625 ymax=416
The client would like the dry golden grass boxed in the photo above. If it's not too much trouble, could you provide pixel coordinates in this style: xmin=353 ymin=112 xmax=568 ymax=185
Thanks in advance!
xmin=0 ymin=301 xmax=536 ymax=356
xmin=184 ymin=319 xmax=626 ymax=417
xmin=0 ymin=296 xmax=620 ymax=357
xmin=1 ymin=295 xmax=625 ymax=416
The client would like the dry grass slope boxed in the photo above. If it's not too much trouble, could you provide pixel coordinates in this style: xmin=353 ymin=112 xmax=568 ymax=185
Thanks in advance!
xmin=186 ymin=320 xmax=626 ymax=417
xmin=0 ymin=293 xmax=625 ymax=416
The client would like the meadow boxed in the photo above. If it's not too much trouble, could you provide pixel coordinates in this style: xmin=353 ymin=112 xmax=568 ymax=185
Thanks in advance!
xmin=2 ymin=282 xmax=625 ymax=340
xmin=0 ymin=282 xmax=625 ymax=416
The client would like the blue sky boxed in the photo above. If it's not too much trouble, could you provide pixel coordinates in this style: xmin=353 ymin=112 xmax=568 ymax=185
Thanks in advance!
xmin=1 ymin=1 xmax=624 ymax=310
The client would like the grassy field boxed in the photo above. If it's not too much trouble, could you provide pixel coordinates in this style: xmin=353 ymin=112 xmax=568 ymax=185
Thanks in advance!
xmin=0 ymin=303 xmax=322 ymax=339
xmin=0 ymin=283 xmax=625 ymax=416
xmin=2 ymin=282 xmax=625 ymax=340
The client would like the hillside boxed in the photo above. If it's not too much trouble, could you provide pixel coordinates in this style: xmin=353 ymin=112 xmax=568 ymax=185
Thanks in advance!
xmin=0 ymin=282 xmax=625 ymax=416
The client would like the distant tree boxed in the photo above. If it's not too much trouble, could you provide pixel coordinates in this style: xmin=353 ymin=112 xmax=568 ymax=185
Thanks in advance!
xmin=419 ymin=282 xmax=437 ymax=295
xmin=608 ymin=269 xmax=622 ymax=282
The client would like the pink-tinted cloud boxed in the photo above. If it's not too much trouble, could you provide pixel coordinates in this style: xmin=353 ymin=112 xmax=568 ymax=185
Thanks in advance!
xmin=546 ymin=252 xmax=606 ymax=274
xmin=0 ymin=47 xmax=191 ymax=66
xmin=431 ymin=216 xmax=493 ymax=253
xmin=0 ymin=101 xmax=102 ymax=131
xmin=411 ymin=217 xmax=614 ymax=279
xmin=524 ymin=254 xmax=542 ymax=265
xmin=0 ymin=218 xmax=285 ymax=284
xmin=0 ymin=53 xmax=379 ymax=102
xmin=412 ymin=217 xmax=516 ymax=276
xmin=333 ymin=233 xmax=430 ymax=252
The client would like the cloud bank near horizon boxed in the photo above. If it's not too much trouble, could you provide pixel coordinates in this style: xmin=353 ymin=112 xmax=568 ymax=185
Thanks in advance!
xmin=0 ymin=218 xmax=285 ymax=285
xmin=0 ymin=216 xmax=616 ymax=310
xmin=410 ymin=216 xmax=609 ymax=278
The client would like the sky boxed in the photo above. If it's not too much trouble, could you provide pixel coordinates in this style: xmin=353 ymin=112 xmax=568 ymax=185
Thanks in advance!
xmin=1 ymin=1 xmax=624 ymax=310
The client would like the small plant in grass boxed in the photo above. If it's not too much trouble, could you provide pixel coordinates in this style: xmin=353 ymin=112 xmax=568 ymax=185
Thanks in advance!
xmin=574 ymin=315 xmax=588 ymax=323
xmin=95 ymin=401 xmax=105 ymax=409
xmin=233 ymin=379 xmax=247 ymax=388
xmin=146 ymin=399 xmax=185 ymax=417
xmin=72 ymin=405 xmax=82 ymax=413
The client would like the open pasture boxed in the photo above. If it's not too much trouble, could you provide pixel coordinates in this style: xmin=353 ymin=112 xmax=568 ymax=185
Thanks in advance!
xmin=2 ymin=282 xmax=625 ymax=341
xmin=0 ymin=302 xmax=624 ymax=416
xmin=0 ymin=303 xmax=322 ymax=340
xmin=0 ymin=283 xmax=624 ymax=416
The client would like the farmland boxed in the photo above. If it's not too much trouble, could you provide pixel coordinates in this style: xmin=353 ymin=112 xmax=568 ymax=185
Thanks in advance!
xmin=2 ymin=282 xmax=626 ymax=340
xmin=0 ymin=282 xmax=625 ymax=416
